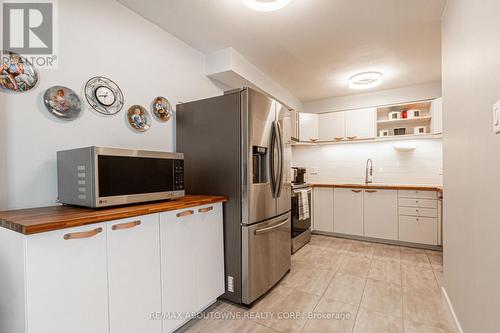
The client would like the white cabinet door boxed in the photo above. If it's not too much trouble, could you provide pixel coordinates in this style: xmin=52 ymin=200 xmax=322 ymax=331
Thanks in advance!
xmin=195 ymin=203 xmax=225 ymax=309
xmin=431 ymin=97 xmax=443 ymax=134
xmin=364 ymin=190 xmax=398 ymax=240
xmin=160 ymin=208 xmax=198 ymax=333
xmin=334 ymin=188 xmax=364 ymax=235
xmin=399 ymin=216 xmax=438 ymax=245
xmin=107 ymin=214 xmax=162 ymax=333
xmin=345 ymin=108 xmax=376 ymax=140
xmin=313 ymin=187 xmax=334 ymax=232
xmin=26 ymin=223 xmax=109 ymax=333
xmin=319 ymin=112 xmax=345 ymax=141
xmin=299 ymin=112 xmax=319 ymax=142
xmin=290 ymin=109 xmax=299 ymax=141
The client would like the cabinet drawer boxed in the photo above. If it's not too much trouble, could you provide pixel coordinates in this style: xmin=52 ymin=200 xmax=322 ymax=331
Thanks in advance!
xmin=399 ymin=216 xmax=438 ymax=245
xmin=398 ymin=198 xmax=438 ymax=209
xmin=399 ymin=206 xmax=438 ymax=218
xmin=399 ymin=190 xmax=437 ymax=199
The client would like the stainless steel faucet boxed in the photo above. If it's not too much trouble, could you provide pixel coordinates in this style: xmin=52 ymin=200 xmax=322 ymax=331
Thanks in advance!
xmin=365 ymin=158 xmax=373 ymax=184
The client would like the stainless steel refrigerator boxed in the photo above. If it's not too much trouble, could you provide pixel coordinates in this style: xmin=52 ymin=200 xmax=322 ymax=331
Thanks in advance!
xmin=177 ymin=87 xmax=292 ymax=305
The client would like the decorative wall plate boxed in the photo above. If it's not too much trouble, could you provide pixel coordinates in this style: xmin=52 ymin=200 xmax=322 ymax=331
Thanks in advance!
xmin=151 ymin=96 xmax=172 ymax=122
xmin=0 ymin=51 xmax=38 ymax=92
xmin=127 ymin=105 xmax=151 ymax=132
xmin=84 ymin=76 xmax=124 ymax=115
xmin=43 ymin=86 xmax=82 ymax=119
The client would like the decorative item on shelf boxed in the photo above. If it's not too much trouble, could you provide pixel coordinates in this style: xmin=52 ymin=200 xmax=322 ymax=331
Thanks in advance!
xmin=43 ymin=86 xmax=82 ymax=120
xmin=151 ymin=96 xmax=172 ymax=122
xmin=84 ymin=76 xmax=124 ymax=115
xmin=401 ymin=110 xmax=408 ymax=118
xmin=407 ymin=109 xmax=421 ymax=118
xmin=414 ymin=126 xmax=426 ymax=135
xmin=127 ymin=105 xmax=151 ymax=132
xmin=394 ymin=128 xmax=406 ymax=136
xmin=388 ymin=111 xmax=401 ymax=120
xmin=379 ymin=130 xmax=389 ymax=137
xmin=0 ymin=51 xmax=38 ymax=92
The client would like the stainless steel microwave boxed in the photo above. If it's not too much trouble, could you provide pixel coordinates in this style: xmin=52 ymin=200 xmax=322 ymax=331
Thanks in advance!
xmin=57 ymin=147 xmax=184 ymax=208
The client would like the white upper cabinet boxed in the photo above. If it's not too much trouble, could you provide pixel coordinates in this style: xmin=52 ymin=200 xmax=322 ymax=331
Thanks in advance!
xmin=26 ymin=223 xmax=109 ymax=333
xmin=345 ymin=108 xmax=377 ymax=140
xmin=290 ymin=109 xmax=299 ymax=141
xmin=299 ymin=112 xmax=319 ymax=142
xmin=107 ymin=215 xmax=162 ymax=333
xmin=363 ymin=189 xmax=398 ymax=240
xmin=319 ymin=112 xmax=346 ymax=141
xmin=431 ymin=97 xmax=443 ymax=134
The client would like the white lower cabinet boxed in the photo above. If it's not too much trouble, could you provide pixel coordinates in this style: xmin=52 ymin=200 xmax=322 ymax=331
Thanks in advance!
xmin=399 ymin=216 xmax=438 ymax=245
xmin=195 ymin=204 xmax=225 ymax=310
xmin=363 ymin=189 xmax=398 ymax=240
xmin=334 ymin=188 xmax=364 ymax=236
xmin=26 ymin=223 xmax=109 ymax=333
xmin=107 ymin=215 xmax=162 ymax=333
xmin=160 ymin=203 xmax=225 ymax=333
xmin=161 ymin=208 xmax=200 ymax=333
xmin=313 ymin=188 xmax=334 ymax=232
xmin=4 ymin=202 xmax=225 ymax=333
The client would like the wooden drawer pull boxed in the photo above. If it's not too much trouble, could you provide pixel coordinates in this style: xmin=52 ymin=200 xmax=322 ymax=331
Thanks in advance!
xmin=352 ymin=189 xmax=362 ymax=193
xmin=366 ymin=190 xmax=377 ymax=193
xmin=347 ymin=136 xmax=358 ymax=140
xmin=309 ymin=138 xmax=318 ymax=142
xmin=176 ymin=210 xmax=194 ymax=218
xmin=198 ymin=206 xmax=214 ymax=213
xmin=334 ymin=137 xmax=343 ymax=141
xmin=112 ymin=220 xmax=141 ymax=231
xmin=64 ymin=227 xmax=102 ymax=240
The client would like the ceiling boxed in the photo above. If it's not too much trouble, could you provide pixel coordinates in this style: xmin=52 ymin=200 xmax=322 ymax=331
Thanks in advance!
xmin=118 ymin=0 xmax=446 ymax=102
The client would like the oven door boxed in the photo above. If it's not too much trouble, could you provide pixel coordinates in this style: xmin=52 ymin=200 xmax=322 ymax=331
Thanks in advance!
xmin=291 ymin=188 xmax=312 ymax=238
xmin=94 ymin=147 xmax=184 ymax=207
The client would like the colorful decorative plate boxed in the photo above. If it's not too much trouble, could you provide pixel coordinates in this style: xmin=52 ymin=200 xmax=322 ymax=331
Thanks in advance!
xmin=43 ymin=86 xmax=82 ymax=119
xmin=127 ymin=105 xmax=151 ymax=132
xmin=0 ymin=51 xmax=38 ymax=92
xmin=84 ymin=76 xmax=124 ymax=115
xmin=151 ymin=96 xmax=172 ymax=122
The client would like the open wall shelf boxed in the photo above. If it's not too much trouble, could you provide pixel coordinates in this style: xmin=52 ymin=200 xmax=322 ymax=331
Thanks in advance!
xmin=376 ymin=101 xmax=432 ymax=138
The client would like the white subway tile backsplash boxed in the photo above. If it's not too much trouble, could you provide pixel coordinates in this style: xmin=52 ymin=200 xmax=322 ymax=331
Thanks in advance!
xmin=292 ymin=139 xmax=442 ymax=185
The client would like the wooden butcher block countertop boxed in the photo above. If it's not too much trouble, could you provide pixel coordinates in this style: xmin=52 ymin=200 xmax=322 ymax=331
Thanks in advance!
xmin=0 ymin=195 xmax=227 ymax=235
xmin=313 ymin=183 xmax=443 ymax=192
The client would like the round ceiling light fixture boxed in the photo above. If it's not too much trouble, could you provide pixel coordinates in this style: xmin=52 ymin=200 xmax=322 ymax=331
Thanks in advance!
xmin=242 ymin=0 xmax=291 ymax=12
xmin=348 ymin=71 xmax=384 ymax=90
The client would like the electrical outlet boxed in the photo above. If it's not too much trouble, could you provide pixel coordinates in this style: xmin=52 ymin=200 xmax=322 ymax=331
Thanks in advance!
xmin=493 ymin=101 xmax=500 ymax=134
xmin=309 ymin=167 xmax=319 ymax=175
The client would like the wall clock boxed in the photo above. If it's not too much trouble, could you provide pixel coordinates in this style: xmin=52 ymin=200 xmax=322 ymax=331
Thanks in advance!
xmin=84 ymin=76 xmax=124 ymax=115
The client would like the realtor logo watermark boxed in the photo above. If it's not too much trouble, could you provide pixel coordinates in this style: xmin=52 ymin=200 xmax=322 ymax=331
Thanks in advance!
xmin=1 ymin=0 xmax=58 ymax=68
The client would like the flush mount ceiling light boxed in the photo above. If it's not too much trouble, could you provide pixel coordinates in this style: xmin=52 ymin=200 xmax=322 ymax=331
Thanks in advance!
xmin=348 ymin=71 xmax=384 ymax=90
xmin=242 ymin=0 xmax=291 ymax=12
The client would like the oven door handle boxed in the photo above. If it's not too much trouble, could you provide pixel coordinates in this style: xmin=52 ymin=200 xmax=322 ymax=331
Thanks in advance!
xmin=254 ymin=218 xmax=289 ymax=235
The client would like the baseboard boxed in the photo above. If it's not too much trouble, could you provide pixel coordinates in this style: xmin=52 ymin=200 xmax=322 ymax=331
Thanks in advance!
xmin=441 ymin=287 xmax=464 ymax=333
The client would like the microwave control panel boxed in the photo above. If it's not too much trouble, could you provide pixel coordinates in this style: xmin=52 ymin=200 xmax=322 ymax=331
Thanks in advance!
xmin=174 ymin=159 xmax=184 ymax=191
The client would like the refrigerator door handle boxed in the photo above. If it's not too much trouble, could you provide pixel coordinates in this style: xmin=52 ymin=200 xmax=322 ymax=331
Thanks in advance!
xmin=275 ymin=121 xmax=284 ymax=197
xmin=270 ymin=121 xmax=278 ymax=198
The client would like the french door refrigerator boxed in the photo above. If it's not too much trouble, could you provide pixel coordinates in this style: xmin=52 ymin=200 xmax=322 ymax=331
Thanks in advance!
xmin=177 ymin=87 xmax=292 ymax=305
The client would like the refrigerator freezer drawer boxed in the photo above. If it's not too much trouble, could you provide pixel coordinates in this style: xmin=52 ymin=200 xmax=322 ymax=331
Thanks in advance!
xmin=241 ymin=212 xmax=291 ymax=305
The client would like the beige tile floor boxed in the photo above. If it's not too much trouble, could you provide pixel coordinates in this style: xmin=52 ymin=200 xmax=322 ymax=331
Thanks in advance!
xmin=182 ymin=235 xmax=453 ymax=333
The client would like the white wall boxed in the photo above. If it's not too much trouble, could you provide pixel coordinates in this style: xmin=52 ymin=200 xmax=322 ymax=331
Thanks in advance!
xmin=0 ymin=0 xmax=222 ymax=210
xmin=206 ymin=48 xmax=303 ymax=111
xmin=292 ymin=139 xmax=442 ymax=185
xmin=442 ymin=0 xmax=500 ymax=332
xmin=304 ymin=81 xmax=442 ymax=113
